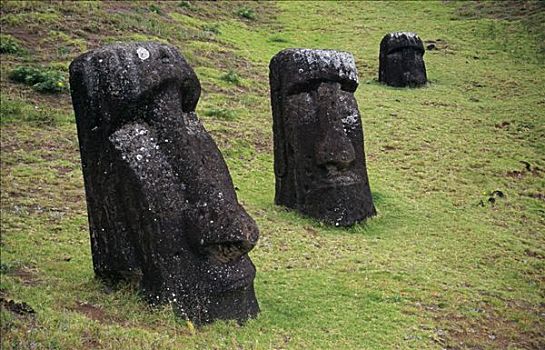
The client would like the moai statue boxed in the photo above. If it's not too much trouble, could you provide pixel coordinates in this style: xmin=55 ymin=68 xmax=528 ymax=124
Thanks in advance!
xmin=269 ymin=49 xmax=376 ymax=227
xmin=69 ymin=42 xmax=259 ymax=324
xmin=379 ymin=32 xmax=427 ymax=87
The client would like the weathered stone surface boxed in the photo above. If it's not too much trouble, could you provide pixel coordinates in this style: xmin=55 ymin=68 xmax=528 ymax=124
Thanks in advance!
xmin=269 ymin=48 xmax=376 ymax=227
xmin=379 ymin=32 xmax=427 ymax=87
xmin=69 ymin=42 xmax=259 ymax=324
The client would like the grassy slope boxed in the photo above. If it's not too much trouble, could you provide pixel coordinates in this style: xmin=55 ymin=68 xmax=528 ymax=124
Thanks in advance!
xmin=1 ymin=1 xmax=544 ymax=349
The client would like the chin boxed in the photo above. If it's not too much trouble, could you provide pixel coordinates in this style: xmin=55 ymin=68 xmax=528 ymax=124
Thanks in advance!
xmin=169 ymin=258 xmax=259 ymax=325
xmin=303 ymin=183 xmax=376 ymax=226
xmin=203 ymin=255 xmax=256 ymax=292
xmin=204 ymin=283 xmax=260 ymax=324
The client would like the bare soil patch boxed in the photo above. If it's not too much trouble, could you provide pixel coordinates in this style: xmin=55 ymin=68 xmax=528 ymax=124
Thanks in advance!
xmin=70 ymin=301 xmax=122 ymax=325
xmin=0 ymin=297 xmax=35 ymax=316
xmin=9 ymin=267 xmax=41 ymax=286
xmin=427 ymin=301 xmax=545 ymax=349
xmin=454 ymin=1 xmax=545 ymax=21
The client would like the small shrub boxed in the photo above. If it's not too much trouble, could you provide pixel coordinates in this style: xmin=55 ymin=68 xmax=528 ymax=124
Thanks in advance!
xmin=203 ymin=23 xmax=221 ymax=35
xmin=0 ymin=260 xmax=24 ymax=274
xmin=149 ymin=4 xmax=162 ymax=15
xmin=269 ymin=35 xmax=288 ymax=43
xmin=178 ymin=1 xmax=192 ymax=9
xmin=33 ymin=75 xmax=66 ymax=93
xmin=57 ymin=46 xmax=71 ymax=57
xmin=9 ymin=66 xmax=67 ymax=94
xmin=0 ymin=34 xmax=24 ymax=54
xmin=204 ymin=108 xmax=236 ymax=121
xmin=9 ymin=66 xmax=44 ymax=85
xmin=220 ymin=70 xmax=241 ymax=85
xmin=0 ymin=263 xmax=10 ymax=274
xmin=236 ymin=7 xmax=255 ymax=20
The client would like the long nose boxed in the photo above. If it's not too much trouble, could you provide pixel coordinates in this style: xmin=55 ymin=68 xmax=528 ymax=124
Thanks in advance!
xmin=403 ymin=49 xmax=426 ymax=86
xmin=197 ymin=205 xmax=259 ymax=264
xmin=314 ymin=82 xmax=356 ymax=170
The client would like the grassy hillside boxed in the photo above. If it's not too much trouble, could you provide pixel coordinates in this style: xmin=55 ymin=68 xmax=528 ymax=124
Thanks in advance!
xmin=1 ymin=1 xmax=544 ymax=349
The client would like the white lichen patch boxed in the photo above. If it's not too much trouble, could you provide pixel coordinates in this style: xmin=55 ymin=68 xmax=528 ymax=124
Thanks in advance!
xmin=390 ymin=32 xmax=419 ymax=39
xmin=182 ymin=112 xmax=203 ymax=135
xmin=136 ymin=47 xmax=150 ymax=61
xmin=341 ymin=113 xmax=359 ymax=127
xmin=290 ymin=49 xmax=359 ymax=83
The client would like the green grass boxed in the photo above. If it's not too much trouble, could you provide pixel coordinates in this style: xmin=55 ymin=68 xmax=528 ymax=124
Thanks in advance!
xmin=1 ymin=1 xmax=544 ymax=349
xmin=204 ymin=107 xmax=237 ymax=121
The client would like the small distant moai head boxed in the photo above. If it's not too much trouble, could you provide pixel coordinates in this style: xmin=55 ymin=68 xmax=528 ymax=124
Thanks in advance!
xmin=269 ymin=49 xmax=376 ymax=226
xmin=69 ymin=42 xmax=259 ymax=324
xmin=379 ymin=32 xmax=427 ymax=87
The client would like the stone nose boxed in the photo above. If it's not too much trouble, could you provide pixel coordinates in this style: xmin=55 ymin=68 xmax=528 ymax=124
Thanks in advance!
xmin=402 ymin=50 xmax=426 ymax=86
xmin=314 ymin=82 xmax=356 ymax=170
xmin=197 ymin=206 xmax=259 ymax=263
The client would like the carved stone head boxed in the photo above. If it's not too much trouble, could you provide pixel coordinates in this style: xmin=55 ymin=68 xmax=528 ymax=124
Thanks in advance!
xmin=69 ymin=42 xmax=259 ymax=324
xmin=269 ymin=49 xmax=376 ymax=226
xmin=379 ymin=32 xmax=427 ymax=87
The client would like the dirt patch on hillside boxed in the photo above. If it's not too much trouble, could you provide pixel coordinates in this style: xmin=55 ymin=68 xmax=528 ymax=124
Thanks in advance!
xmin=1 ymin=297 xmax=36 ymax=316
xmin=0 ymin=125 xmax=78 ymax=159
xmin=453 ymin=1 xmax=545 ymax=21
xmin=70 ymin=301 xmax=123 ymax=325
xmin=505 ymin=161 xmax=543 ymax=180
xmin=9 ymin=267 xmax=41 ymax=286
xmin=424 ymin=300 xmax=545 ymax=349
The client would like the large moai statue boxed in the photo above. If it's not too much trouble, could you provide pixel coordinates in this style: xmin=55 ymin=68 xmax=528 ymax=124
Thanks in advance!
xmin=379 ymin=32 xmax=427 ymax=87
xmin=269 ymin=49 xmax=376 ymax=227
xmin=69 ymin=42 xmax=259 ymax=324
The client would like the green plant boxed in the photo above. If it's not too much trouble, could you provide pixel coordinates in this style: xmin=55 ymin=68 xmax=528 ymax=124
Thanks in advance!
xmin=203 ymin=23 xmax=221 ymax=35
xmin=0 ymin=34 xmax=24 ymax=54
xmin=220 ymin=70 xmax=241 ymax=85
xmin=57 ymin=46 xmax=70 ymax=57
xmin=149 ymin=4 xmax=162 ymax=15
xmin=9 ymin=66 xmax=67 ymax=93
xmin=33 ymin=75 xmax=66 ymax=93
xmin=269 ymin=35 xmax=289 ymax=43
xmin=204 ymin=108 xmax=236 ymax=121
xmin=0 ymin=263 xmax=11 ymax=274
xmin=9 ymin=66 xmax=46 ymax=85
xmin=236 ymin=7 xmax=255 ymax=20
xmin=178 ymin=1 xmax=192 ymax=10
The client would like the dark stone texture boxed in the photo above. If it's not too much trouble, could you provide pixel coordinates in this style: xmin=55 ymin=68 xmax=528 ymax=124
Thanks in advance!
xmin=269 ymin=48 xmax=376 ymax=227
xmin=379 ymin=32 xmax=427 ymax=87
xmin=69 ymin=42 xmax=259 ymax=324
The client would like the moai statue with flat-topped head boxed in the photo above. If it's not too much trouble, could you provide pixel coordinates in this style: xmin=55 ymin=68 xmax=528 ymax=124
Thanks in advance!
xmin=69 ymin=42 xmax=259 ymax=324
xmin=269 ymin=49 xmax=376 ymax=226
xmin=379 ymin=32 xmax=427 ymax=87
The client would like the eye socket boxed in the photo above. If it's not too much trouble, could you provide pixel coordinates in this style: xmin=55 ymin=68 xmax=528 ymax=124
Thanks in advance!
xmin=285 ymin=93 xmax=316 ymax=125
xmin=200 ymin=241 xmax=253 ymax=264
xmin=287 ymin=80 xmax=321 ymax=95
xmin=387 ymin=46 xmax=425 ymax=55
xmin=287 ymin=79 xmax=356 ymax=96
